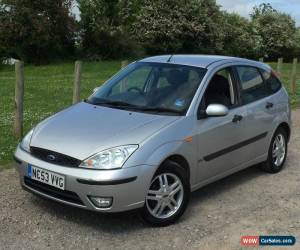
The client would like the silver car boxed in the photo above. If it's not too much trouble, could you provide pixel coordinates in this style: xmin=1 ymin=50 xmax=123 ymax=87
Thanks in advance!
xmin=14 ymin=55 xmax=291 ymax=226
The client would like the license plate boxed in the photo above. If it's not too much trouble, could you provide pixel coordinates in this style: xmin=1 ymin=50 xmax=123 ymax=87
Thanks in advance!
xmin=27 ymin=164 xmax=65 ymax=190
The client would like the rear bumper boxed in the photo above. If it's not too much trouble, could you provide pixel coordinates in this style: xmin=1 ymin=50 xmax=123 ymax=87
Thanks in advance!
xmin=14 ymin=146 xmax=157 ymax=212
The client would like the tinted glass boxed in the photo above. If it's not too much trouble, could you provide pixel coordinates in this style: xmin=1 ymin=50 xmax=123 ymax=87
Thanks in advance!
xmin=202 ymin=68 xmax=237 ymax=109
xmin=110 ymin=66 xmax=152 ymax=95
xmin=261 ymin=69 xmax=282 ymax=94
xmin=88 ymin=62 xmax=207 ymax=115
xmin=236 ymin=66 xmax=268 ymax=104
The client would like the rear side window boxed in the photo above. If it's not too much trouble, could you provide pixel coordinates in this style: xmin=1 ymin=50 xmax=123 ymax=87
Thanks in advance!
xmin=236 ymin=66 xmax=268 ymax=104
xmin=261 ymin=69 xmax=282 ymax=94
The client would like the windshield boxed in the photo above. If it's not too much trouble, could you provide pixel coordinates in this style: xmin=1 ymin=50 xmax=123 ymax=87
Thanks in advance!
xmin=87 ymin=62 xmax=207 ymax=115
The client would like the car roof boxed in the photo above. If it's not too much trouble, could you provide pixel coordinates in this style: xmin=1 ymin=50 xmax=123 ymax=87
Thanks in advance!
xmin=140 ymin=55 xmax=269 ymax=70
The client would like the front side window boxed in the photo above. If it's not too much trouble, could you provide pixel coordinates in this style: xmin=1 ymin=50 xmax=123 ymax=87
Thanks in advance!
xmin=201 ymin=67 xmax=237 ymax=109
xmin=236 ymin=66 xmax=268 ymax=104
xmin=88 ymin=62 xmax=207 ymax=115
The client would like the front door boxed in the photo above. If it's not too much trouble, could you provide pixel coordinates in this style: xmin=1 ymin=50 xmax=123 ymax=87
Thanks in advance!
xmin=195 ymin=67 xmax=249 ymax=182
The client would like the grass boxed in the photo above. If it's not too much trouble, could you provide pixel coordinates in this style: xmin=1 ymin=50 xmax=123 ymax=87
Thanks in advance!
xmin=0 ymin=60 xmax=299 ymax=166
xmin=268 ymin=62 xmax=300 ymax=108
xmin=0 ymin=61 xmax=122 ymax=166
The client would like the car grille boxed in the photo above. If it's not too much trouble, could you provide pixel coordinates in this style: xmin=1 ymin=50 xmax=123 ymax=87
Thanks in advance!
xmin=24 ymin=177 xmax=84 ymax=206
xmin=30 ymin=147 xmax=81 ymax=167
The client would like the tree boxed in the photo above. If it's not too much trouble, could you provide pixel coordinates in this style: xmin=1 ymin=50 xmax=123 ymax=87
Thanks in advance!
xmin=78 ymin=0 xmax=142 ymax=59
xmin=251 ymin=3 xmax=277 ymax=19
xmin=222 ymin=13 xmax=258 ymax=58
xmin=131 ymin=0 xmax=225 ymax=55
xmin=295 ymin=28 xmax=300 ymax=57
xmin=0 ymin=0 xmax=76 ymax=63
xmin=250 ymin=3 xmax=297 ymax=60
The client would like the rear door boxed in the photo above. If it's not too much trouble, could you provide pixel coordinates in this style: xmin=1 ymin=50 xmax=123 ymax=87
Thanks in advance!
xmin=233 ymin=65 xmax=276 ymax=162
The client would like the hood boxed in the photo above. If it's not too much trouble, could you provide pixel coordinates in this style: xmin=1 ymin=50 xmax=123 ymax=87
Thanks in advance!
xmin=30 ymin=102 xmax=179 ymax=160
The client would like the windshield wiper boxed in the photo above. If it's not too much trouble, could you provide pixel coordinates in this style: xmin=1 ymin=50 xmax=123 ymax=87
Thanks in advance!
xmin=88 ymin=100 xmax=139 ymax=109
xmin=139 ymin=107 xmax=184 ymax=115
xmin=86 ymin=100 xmax=183 ymax=115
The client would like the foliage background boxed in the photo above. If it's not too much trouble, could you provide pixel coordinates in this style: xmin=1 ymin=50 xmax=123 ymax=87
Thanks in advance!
xmin=0 ymin=0 xmax=77 ymax=64
xmin=1 ymin=1 xmax=300 ymax=165
xmin=0 ymin=1 xmax=300 ymax=62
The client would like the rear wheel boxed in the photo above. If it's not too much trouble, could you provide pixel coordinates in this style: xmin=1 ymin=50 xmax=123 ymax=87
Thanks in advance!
xmin=261 ymin=128 xmax=288 ymax=173
xmin=141 ymin=161 xmax=190 ymax=226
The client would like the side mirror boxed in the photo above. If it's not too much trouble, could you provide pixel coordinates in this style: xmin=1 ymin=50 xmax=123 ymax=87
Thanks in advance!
xmin=206 ymin=104 xmax=229 ymax=117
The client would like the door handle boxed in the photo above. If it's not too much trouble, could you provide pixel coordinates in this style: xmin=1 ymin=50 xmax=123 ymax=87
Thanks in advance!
xmin=266 ymin=102 xmax=274 ymax=109
xmin=232 ymin=115 xmax=243 ymax=123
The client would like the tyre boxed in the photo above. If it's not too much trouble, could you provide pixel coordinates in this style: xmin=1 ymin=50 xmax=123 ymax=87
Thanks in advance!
xmin=141 ymin=160 xmax=190 ymax=226
xmin=261 ymin=127 xmax=288 ymax=173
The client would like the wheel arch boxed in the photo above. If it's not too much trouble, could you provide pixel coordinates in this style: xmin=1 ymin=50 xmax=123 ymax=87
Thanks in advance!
xmin=156 ymin=154 xmax=191 ymax=185
xmin=277 ymin=122 xmax=291 ymax=142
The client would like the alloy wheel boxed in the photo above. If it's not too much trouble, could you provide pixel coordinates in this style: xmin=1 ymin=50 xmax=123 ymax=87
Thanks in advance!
xmin=272 ymin=133 xmax=286 ymax=167
xmin=146 ymin=173 xmax=184 ymax=219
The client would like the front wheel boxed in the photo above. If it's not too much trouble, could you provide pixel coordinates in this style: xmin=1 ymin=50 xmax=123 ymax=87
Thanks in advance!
xmin=141 ymin=161 xmax=190 ymax=226
xmin=261 ymin=128 xmax=288 ymax=173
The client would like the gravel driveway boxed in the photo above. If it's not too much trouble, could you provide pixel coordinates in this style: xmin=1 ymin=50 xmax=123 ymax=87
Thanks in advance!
xmin=1 ymin=109 xmax=300 ymax=250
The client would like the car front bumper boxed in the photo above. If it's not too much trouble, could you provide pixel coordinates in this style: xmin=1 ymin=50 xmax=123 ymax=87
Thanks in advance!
xmin=14 ymin=146 xmax=157 ymax=212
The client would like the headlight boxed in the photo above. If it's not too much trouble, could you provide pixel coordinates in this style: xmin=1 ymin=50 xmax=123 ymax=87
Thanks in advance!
xmin=80 ymin=145 xmax=139 ymax=170
xmin=20 ymin=128 xmax=34 ymax=153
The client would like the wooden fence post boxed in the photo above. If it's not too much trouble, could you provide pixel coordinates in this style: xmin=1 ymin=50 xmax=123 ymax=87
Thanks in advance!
xmin=73 ymin=61 xmax=82 ymax=104
xmin=120 ymin=60 xmax=129 ymax=92
xmin=277 ymin=58 xmax=283 ymax=79
xmin=291 ymin=58 xmax=298 ymax=94
xmin=259 ymin=57 xmax=264 ymax=62
xmin=121 ymin=60 xmax=129 ymax=69
xmin=14 ymin=60 xmax=24 ymax=138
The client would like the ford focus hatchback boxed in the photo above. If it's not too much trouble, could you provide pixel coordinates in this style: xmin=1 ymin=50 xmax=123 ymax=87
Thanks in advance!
xmin=14 ymin=55 xmax=291 ymax=226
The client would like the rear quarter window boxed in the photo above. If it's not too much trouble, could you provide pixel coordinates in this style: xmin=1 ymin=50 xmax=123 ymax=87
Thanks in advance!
xmin=260 ymin=69 xmax=282 ymax=94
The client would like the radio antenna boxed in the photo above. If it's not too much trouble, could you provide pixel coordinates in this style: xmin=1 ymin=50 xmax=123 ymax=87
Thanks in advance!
xmin=167 ymin=54 xmax=174 ymax=62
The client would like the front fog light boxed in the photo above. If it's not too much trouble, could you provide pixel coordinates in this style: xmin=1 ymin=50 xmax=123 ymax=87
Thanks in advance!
xmin=89 ymin=196 xmax=113 ymax=208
